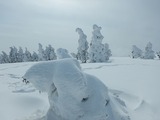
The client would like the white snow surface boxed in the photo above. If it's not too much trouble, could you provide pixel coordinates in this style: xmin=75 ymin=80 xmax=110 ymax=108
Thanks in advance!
xmin=0 ymin=57 xmax=159 ymax=120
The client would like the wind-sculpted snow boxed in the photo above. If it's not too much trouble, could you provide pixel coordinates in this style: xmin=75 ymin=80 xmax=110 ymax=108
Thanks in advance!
xmin=0 ymin=57 xmax=158 ymax=120
xmin=23 ymin=58 xmax=130 ymax=120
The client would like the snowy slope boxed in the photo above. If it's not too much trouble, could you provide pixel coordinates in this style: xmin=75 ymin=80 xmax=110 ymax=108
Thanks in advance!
xmin=0 ymin=62 xmax=49 ymax=120
xmin=0 ymin=57 xmax=159 ymax=120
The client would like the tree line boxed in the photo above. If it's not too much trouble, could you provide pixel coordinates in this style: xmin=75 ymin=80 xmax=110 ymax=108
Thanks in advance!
xmin=0 ymin=43 xmax=57 ymax=64
xmin=131 ymin=42 xmax=160 ymax=59
xmin=1 ymin=24 xmax=159 ymax=64
xmin=0 ymin=24 xmax=112 ymax=64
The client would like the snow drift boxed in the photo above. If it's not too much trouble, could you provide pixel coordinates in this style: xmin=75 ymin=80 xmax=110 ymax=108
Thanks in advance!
xmin=23 ymin=58 xmax=130 ymax=120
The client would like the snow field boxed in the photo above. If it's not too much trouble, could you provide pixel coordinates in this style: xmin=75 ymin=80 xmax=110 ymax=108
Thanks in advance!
xmin=0 ymin=57 xmax=159 ymax=120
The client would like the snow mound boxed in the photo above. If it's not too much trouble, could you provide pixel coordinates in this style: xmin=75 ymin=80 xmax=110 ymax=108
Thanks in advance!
xmin=23 ymin=58 xmax=130 ymax=120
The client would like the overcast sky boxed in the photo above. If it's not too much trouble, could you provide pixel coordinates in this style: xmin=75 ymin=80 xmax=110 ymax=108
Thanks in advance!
xmin=0 ymin=0 xmax=160 ymax=56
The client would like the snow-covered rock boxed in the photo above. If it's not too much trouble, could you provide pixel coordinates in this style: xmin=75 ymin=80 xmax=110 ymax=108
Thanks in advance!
xmin=23 ymin=58 xmax=130 ymax=120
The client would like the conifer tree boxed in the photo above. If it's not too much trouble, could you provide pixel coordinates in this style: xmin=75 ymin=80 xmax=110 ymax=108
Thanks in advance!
xmin=32 ymin=52 xmax=39 ymax=61
xmin=0 ymin=54 xmax=2 ymax=64
xmin=56 ymin=48 xmax=71 ymax=59
xmin=144 ymin=42 xmax=155 ymax=59
xmin=45 ymin=45 xmax=57 ymax=61
xmin=9 ymin=46 xmax=18 ymax=63
xmin=89 ymin=24 xmax=111 ymax=62
xmin=76 ymin=28 xmax=89 ymax=63
xmin=157 ymin=51 xmax=160 ymax=59
xmin=17 ymin=47 xmax=24 ymax=62
xmin=38 ymin=43 xmax=46 ymax=61
xmin=131 ymin=45 xmax=142 ymax=58
xmin=1 ymin=51 xmax=10 ymax=63
xmin=102 ymin=43 xmax=112 ymax=61
xmin=23 ymin=48 xmax=32 ymax=62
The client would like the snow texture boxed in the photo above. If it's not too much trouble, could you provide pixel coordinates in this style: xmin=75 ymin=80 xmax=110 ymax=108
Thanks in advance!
xmin=0 ymin=57 xmax=159 ymax=120
xmin=23 ymin=58 xmax=129 ymax=120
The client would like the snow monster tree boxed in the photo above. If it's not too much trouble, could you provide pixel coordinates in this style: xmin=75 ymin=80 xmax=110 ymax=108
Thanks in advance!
xmin=76 ymin=28 xmax=89 ymax=63
xmin=144 ymin=42 xmax=155 ymax=59
xmin=56 ymin=48 xmax=72 ymax=59
xmin=157 ymin=51 xmax=160 ymax=59
xmin=23 ymin=58 xmax=130 ymax=120
xmin=89 ymin=24 xmax=111 ymax=62
xmin=131 ymin=45 xmax=143 ymax=59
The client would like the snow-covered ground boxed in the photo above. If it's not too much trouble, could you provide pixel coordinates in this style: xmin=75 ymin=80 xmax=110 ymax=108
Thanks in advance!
xmin=0 ymin=57 xmax=159 ymax=120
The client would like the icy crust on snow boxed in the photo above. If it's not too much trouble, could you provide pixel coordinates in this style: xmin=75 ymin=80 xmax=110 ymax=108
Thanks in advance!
xmin=23 ymin=58 xmax=130 ymax=120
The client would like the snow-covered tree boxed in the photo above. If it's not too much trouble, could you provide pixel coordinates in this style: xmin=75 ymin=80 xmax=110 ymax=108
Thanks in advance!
xmin=9 ymin=46 xmax=18 ymax=63
xmin=144 ymin=42 xmax=155 ymax=59
xmin=1 ymin=51 xmax=10 ymax=63
xmin=17 ymin=47 xmax=24 ymax=62
xmin=70 ymin=52 xmax=77 ymax=59
xmin=23 ymin=48 xmax=32 ymax=62
xmin=45 ymin=46 xmax=51 ymax=61
xmin=157 ymin=51 xmax=160 ymax=59
xmin=38 ymin=43 xmax=46 ymax=61
xmin=31 ymin=52 xmax=39 ymax=61
xmin=89 ymin=24 xmax=111 ymax=62
xmin=56 ymin=48 xmax=71 ymax=59
xmin=131 ymin=45 xmax=143 ymax=58
xmin=45 ymin=45 xmax=57 ymax=61
xmin=50 ymin=53 xmax=57 ymax=61
xmin=102 ymin=43 xmax=112 ymax=61
xmin=76 ymin=28 xmax=89 ymax=63
xmin=0 ymin=54 xmax=3 ymax=64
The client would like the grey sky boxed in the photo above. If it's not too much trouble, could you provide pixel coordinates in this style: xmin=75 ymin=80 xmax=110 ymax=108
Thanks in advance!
xmin=0 ymin=0 xmax=160 ymax=56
